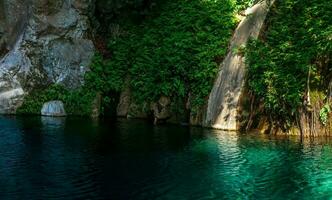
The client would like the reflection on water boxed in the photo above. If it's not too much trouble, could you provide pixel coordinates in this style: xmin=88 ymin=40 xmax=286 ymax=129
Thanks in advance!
xmin=1 ymin=116 xmax=332 ymax=199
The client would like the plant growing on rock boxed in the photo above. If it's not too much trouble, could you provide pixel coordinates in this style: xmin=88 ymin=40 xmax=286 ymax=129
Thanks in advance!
xmin=245 ymin=0 xmax=332 ymax=128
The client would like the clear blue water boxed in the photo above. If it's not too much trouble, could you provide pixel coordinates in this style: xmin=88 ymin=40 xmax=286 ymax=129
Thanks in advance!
xmin=1 ymin=116 xmax=332 ymax=199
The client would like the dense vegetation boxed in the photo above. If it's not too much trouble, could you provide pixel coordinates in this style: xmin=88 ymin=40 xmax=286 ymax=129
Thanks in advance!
xmin=246 ymin=0 xmax=332 ymax=127
xmin=17 ymin=0 xmax=240 ymax=116
xmin=17 ymin=85 xmax=96 ymax=116
xmin=89 ymin=0 xmax=252 ymax=114
xmin=19 ymin=0 xmax=256 ymax=117
xmin=20 ymin=0 xmax=332 ymax=132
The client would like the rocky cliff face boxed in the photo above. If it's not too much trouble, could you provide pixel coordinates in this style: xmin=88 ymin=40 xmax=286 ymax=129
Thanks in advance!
xmin=0 ymin=0 xmax=95 ymax=113
xmin=204 ymin=0 xmax=274 ymax=130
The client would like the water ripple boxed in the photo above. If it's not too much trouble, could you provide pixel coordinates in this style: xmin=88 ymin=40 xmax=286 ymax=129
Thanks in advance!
xmin=1 ymin=117 xmax=332 ymax=199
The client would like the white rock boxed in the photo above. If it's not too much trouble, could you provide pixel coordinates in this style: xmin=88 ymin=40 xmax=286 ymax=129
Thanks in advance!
xmin=41 ymin=100 xmax=66 ymax=117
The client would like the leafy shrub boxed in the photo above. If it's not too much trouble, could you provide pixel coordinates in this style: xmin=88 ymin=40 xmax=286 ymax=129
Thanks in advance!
xmin=246 ymin=0 xmax=332 ymax=125
xmin=92 ymin=0 xmax=242 ymax=112
xmin=320 ymin=104 xmax=331 ymax=126
xmin=17 ymin=85 xmax=96 ymax=116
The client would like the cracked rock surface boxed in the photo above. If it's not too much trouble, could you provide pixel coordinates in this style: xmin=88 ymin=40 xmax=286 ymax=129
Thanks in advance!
xmin=0 ymin=0 xmax=95 ymax=113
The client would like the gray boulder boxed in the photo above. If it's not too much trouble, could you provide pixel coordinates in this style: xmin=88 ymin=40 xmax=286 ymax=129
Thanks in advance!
xmin=151 ymin=96 xmax=172 ymax=124
xmin=41 ymin=100 xmax=66 ymax=117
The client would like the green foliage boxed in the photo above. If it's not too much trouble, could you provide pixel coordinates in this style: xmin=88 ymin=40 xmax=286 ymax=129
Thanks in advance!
xmin=17 ymin=0 xmax=260 ymax=116
xmin=93 ymin=0 xmax=241 ymax=111
xmin=235 ymin=0 xmax=256 ymax=11
xmin=63 ymin=89 xmax=96 ymax=116
xmin=246 ymin=0 xmax=332 ymax=125
xmin=17 ymin=85 xmax=96 ymax=116
xmin=320 ymin=104 xmax=331 ymax=126
xmin=85 ymin=53 xmax=127 ymax=93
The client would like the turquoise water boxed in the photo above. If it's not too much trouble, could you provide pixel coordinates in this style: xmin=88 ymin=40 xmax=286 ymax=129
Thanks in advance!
xmin=1 ymin=116 xmax=332 ymax=199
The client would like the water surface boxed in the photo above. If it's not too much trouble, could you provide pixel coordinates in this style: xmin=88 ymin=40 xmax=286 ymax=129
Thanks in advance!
xmin=0 ymin=116 xmax=332 ymax=199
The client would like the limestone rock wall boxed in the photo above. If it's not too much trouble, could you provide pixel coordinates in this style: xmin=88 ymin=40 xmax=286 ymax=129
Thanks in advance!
xmin=204 ymin=0 xmax=274 ymax=130
xmin=0 ymin=0 xmax=95 ymax=114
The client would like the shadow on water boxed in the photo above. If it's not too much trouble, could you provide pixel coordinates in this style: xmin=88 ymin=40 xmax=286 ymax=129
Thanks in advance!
xmin=1 ymin=116 xmax=332 ymax=199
